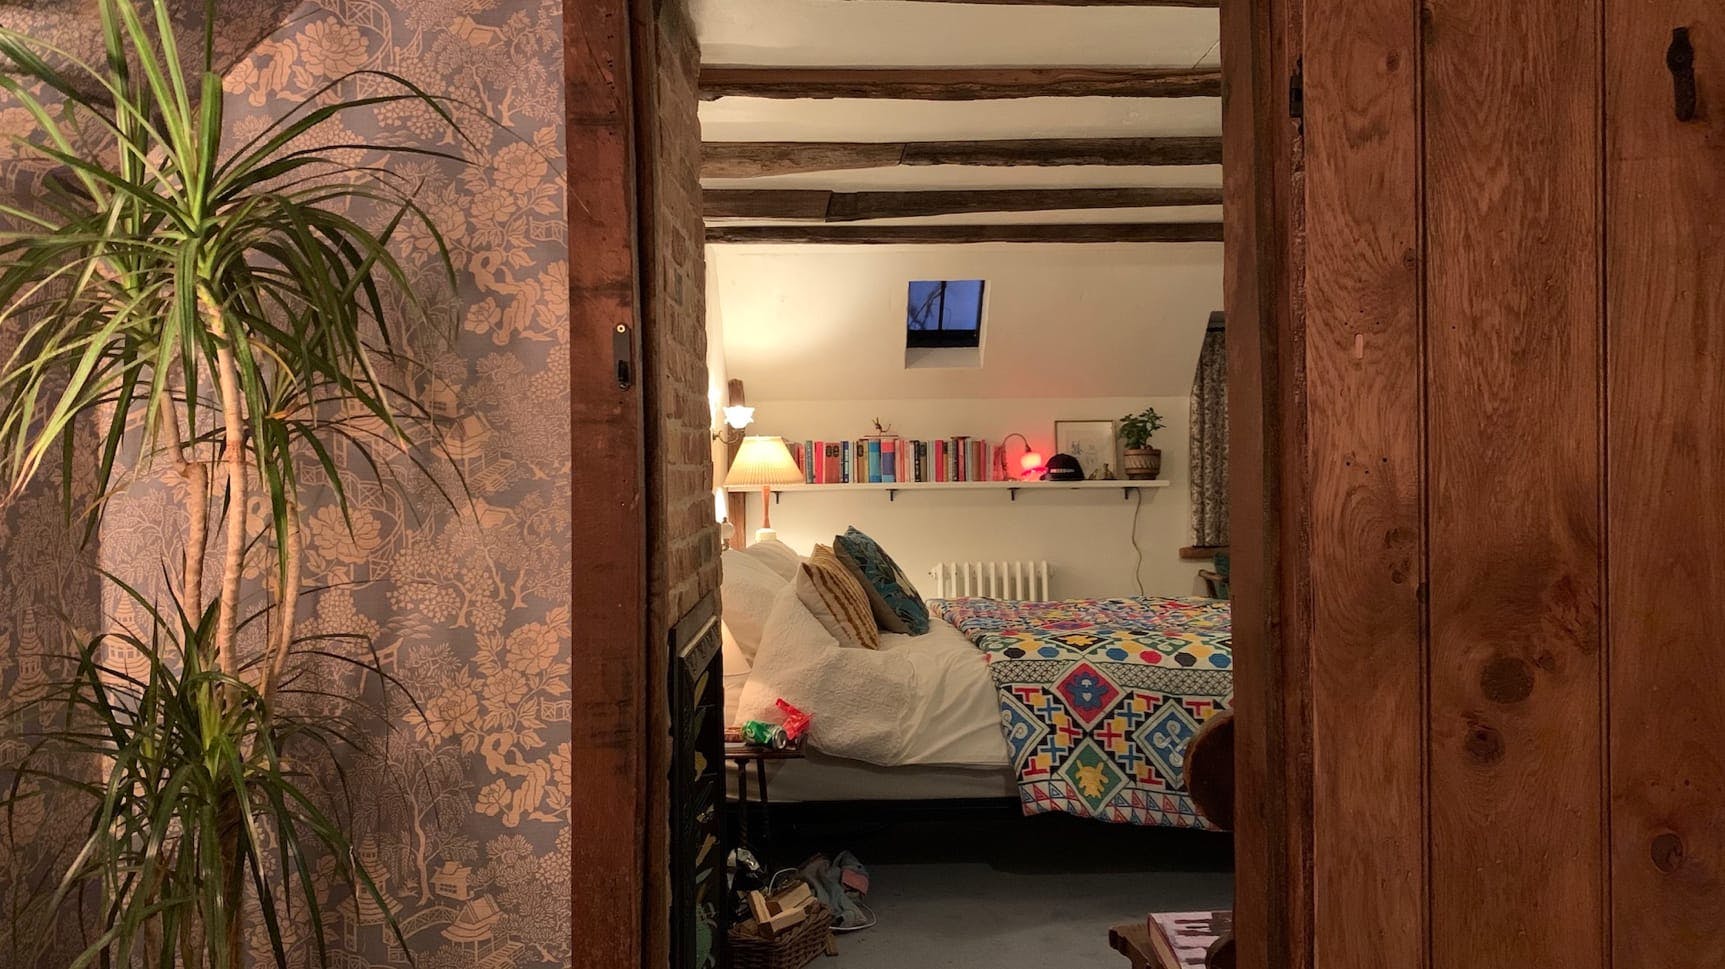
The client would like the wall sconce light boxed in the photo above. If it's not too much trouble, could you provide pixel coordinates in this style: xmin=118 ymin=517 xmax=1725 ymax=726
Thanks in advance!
xmin=714 ymin=405 xmax=756 ymax=445
xmin=999 ymin=432 xmax=1046 ymax=481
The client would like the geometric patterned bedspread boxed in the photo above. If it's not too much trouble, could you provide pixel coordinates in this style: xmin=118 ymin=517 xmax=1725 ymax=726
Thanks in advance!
xmin=929 ymin=597 xmax=1233 ymax=828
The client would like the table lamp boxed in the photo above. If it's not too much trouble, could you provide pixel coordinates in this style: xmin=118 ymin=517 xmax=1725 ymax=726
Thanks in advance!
xmin=725 ymin=436 xmax=805 ymax=542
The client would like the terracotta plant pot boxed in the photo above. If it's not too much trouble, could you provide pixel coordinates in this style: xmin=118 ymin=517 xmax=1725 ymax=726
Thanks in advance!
xmin=1123 ymin=447 xmax=1162 ymax=480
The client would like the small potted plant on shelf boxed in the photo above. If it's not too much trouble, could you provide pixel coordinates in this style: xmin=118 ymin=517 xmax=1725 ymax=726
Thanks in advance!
xmin=1118 ymin=406 xmax=1167 ymax=480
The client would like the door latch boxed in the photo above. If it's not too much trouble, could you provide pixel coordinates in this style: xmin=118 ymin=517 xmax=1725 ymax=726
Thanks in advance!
xmin=612 ymin=322 xmax=634 ymax=389
xmin=1669 ymin=27 xmax=1698 ymax=122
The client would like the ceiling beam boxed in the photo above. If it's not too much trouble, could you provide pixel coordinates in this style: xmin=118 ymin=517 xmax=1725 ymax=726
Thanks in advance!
xmin=698 ymin=67 xmax=1222 ymax=101
xmin=705 ymin=187 xmax=1224 ymax=221
xmin=706 ymin=223 xmax=1224 ymax=244
xmin=701 ymin=137 xmax=1223 ymax=178
xmin=842 ymin=0 xmax=1217 ymax=5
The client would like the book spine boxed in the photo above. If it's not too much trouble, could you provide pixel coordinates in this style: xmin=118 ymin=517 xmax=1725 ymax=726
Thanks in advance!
xmin=934 ymin=440 xmax=946 ymax=482
xmin=804 ymin=440 xmax=815 ymax=484
xmin=841 ymin=440 xmax=851 ymax=483
xmin=868 ymin=440 xmax=882 ymax=483
xmin=882 ymin=438 xmax=897 ymax=483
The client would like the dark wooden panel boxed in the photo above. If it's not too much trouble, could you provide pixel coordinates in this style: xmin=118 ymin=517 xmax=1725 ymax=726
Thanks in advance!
xmin=705 ymin=187 xmax=1223 ymax=221
xmin=566 ymin=0 xmax=648 ymax=966
xmin=1424 ymin=0 xmax=1605 ymax=964
xmin=698 ymin=66 xmax=1221 ymax=101
xmin=1606 ymin=9 xmax=1725 ymax=969
xmin=706 ymin=222 xmax=1223 ymax=244
xmin=701 ymin=137 xmax=1221 ymax=177
xmin=1222 ymin=0 xmax=1312 ymax=968
xmin=1302 ymin=0 xmax=1426 ymax=963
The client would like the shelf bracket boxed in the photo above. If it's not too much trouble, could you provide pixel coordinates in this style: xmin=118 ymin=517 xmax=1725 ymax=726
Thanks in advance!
xmin=1009 ymin=487 xmax=1019 ymax=502
xmin=888 ymin=488 xmax=898 ymax=502
xmin=773 ymin=491 xmax=782 ymax=504
xmin=1123 ymin=487 xmax=1132 ymax=501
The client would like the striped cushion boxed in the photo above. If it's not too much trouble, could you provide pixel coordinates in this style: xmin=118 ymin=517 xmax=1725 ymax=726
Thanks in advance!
xmin=795 ymin=545 xmax=881 ymax=650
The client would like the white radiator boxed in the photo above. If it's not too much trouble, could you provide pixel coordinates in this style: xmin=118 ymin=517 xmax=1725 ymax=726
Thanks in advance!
xmin=928 ymin=561 xmax=1052 ymax=601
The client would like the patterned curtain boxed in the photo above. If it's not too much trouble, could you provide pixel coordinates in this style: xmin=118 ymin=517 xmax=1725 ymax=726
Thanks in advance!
xmin=1190 ymin=318 xmax=1229 ymax=547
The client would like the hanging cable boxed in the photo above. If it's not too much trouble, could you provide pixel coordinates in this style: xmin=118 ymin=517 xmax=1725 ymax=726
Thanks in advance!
xmin=1131 ymin=486 xmax=1146 ymax=596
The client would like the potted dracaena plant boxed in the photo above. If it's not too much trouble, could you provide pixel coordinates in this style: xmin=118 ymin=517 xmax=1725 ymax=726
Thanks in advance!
xmin=1118 ymin=405 xmax=1167 ymax=480
xmin=0 ymin=1 xmax=471 ymax=966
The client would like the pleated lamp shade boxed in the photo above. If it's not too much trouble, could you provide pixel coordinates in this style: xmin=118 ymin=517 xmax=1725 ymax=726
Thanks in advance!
xmin=725 ymin=436 xmax=804 ymax=540
xmin=725 ymin=436 xmax=805 ymax=486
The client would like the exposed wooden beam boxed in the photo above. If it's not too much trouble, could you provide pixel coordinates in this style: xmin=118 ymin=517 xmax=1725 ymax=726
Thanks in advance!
xmin=705 ymin=187 xmax=1224 ymax=221
xmin=846 ymin=0 xmax=1217 ymax=5
xmin=702 ymin=137 xmax=1223 ymax=178
xmin=706 ymin=223 xmax=1224 ymax=244
xmin=699 ymin=67 xmax=1222 ymax=101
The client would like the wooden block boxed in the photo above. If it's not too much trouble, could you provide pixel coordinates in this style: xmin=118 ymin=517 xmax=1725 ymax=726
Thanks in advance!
xmin=748 ymin=891 xmax=773 ymax=926
xmin=1108 ymin=921 xmax=1155 ymax=969
xmin=778 ymin=883 xmax=814 ymax=912
xmin=761 ymin=905 xmax=807 ymax=940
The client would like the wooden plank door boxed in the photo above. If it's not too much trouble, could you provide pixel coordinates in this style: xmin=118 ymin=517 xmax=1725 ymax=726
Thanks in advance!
xmin=1301 ymin=0 xmax=1426 ymax=965
xmin=1606 ymin=6 xmax=1725 ymax=967
xmin=1423 ymin=0 xmax=1608 ymax=965
xmin=568 ymin=0 xmax=650 ymax=965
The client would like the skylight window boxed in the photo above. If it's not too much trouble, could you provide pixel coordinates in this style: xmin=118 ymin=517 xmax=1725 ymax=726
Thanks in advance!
xmin=906 ymin=280 xmax=985 ymax=349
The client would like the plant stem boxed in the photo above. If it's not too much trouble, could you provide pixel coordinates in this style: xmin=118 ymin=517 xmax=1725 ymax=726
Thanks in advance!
xmin=263 ymin=488 xmax=301 ymax=704
xmin=158 ymin=394 xmax=209 ymax=623
xmin=203 ymin=286 xmax=245 ymax=678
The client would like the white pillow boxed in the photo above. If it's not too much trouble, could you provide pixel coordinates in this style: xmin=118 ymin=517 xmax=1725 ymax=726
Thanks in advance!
xmin=721 ymin=549 xmax=786 ymax=662
xmin=740 ymin=537 xmax=802 ymax=582
xmin=721 ymin=622 xmax=752 ymax=726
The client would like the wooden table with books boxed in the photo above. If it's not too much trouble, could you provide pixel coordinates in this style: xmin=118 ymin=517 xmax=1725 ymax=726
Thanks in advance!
xmin=1110 ymin=910 xmax=1234 ymax=969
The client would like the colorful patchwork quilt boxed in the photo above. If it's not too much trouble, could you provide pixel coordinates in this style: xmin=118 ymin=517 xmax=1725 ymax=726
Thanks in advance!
xmin=930 ymin=596 xmax=1233 ymax=828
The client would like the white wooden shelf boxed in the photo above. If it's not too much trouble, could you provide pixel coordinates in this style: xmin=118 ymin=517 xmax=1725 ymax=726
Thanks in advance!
xmin=726 ymin=480 xmax=1171 ymax=502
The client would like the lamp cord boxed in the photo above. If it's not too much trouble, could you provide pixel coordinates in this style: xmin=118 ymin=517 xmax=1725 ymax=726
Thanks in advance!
xmin=1130 ymin=487 xmax=1146 ymax=596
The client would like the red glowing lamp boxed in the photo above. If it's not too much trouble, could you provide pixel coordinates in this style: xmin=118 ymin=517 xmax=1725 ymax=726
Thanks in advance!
xmin=1001 ymin=433 xmax=1046 ymax=481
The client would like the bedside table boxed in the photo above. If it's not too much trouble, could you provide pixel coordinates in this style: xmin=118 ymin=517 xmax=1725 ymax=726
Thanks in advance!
xmin=725 ymin=734 xmax=804 ymax=861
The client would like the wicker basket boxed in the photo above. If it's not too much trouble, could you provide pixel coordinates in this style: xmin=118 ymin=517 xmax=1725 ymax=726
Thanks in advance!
xmin=728 ymin=899 xmax=833 ymax=969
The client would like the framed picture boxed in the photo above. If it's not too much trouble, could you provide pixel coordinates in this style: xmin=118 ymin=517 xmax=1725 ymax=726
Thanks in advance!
xmin=1053 ymin=419 xmax=1119 ymax=480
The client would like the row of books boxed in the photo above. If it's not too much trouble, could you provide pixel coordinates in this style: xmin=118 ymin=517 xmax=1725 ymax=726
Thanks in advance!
xmin=787 ymin=437 xmax=997 ymax=484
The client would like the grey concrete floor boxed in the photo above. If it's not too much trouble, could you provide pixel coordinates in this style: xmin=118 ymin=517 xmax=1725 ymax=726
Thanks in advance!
xmin=766 ymin=813 xmax=1234 ymax=968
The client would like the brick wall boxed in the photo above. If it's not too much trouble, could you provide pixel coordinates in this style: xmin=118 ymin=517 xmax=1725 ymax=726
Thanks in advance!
xmin=640 ymin=1 xmax=717 ymax=965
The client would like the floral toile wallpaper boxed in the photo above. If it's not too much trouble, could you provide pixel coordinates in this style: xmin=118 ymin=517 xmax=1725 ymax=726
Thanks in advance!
xmin=0 ymin=1 xmax=573 ymax=967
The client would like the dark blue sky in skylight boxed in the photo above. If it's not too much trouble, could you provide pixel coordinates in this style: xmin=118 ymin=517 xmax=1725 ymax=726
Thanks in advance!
xmin=906 ymin=279 xmax=984 ymax=333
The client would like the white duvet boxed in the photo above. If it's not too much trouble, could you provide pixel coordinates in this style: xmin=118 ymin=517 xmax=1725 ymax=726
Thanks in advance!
xmin=734 ymin=585 xmax=1011 ymax=769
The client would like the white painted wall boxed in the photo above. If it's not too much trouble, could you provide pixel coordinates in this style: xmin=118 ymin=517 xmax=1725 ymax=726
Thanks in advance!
xmin=737 ymin=395 xmax=1205 ymax=599
xmin=709 ymin=241 xmax=1222 ymax=600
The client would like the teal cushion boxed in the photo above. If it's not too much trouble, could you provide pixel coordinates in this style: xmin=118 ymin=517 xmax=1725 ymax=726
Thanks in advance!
xmin=834 ymin=527 xmax=930 ymax=635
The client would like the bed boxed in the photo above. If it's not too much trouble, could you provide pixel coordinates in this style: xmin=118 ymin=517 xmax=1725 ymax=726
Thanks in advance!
xmin=726 ymin=542 xmax=1233 ymax=827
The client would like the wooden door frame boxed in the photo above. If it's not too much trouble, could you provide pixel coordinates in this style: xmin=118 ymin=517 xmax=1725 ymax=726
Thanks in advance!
xmin=565 ymin=0 xmax=1314 ymax=963
xmin=568 ymin=0 xmax=652 ymax=966
xmin=1222 ymin=1 xmax=1313 ymax=969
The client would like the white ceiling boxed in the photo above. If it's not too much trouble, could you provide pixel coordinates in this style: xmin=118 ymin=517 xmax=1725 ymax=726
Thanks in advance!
xmin=699 ymin=95 xmax=1223 ymax=144
xmin=712 ymin=245 xmax=1222 ymax=400
xmin=689 ymin=1 xmax=1220 ymax=69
